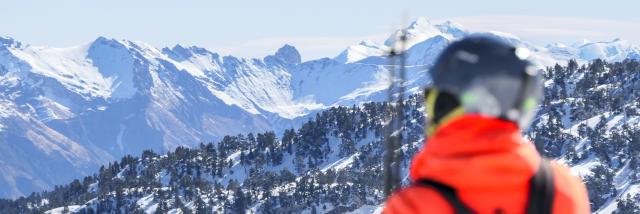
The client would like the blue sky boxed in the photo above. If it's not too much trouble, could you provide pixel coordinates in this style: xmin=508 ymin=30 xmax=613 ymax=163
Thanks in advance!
xmin=1 ymin=0 xmax=639 ymax=60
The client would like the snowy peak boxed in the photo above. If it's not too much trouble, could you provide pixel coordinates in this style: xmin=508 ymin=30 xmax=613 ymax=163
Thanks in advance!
xmin=0 ymin=36 xmax=21 ymax=48
xmin=88 ymin=37 xmax=133 ymax=71
xmin=404 ymin=35 xmax=450 ymax=66
xmin=384 ymin=17 xmax=466 ymax=49
xmin=163 ymin=44 xmax=217 ymax=62
xmin=384 ymin=17 xmax=440 ymax=48
xmin=577 ymin=38 xmax=636 ymax=61
xmin=91 ymin=36 xmax=123 ymax=47
xmin=87 ymin=37 xmax=138 ymax=99
xmin=335 ymin=18 xmax=468 ymax=64
xmin=162 ymin=44 xmax=193 ymax=61
xmin=471 ymin=31 xmax=528 ymax=47
xmin=545 ymin=42 xmax=577 ymax=60
xmin=336 ymin=18 xmax=468 ymax=64
xmin=89 ymin=36 xmax=146 ymax=55
xmin=89 ymin=36 xmax=168 ymax=63
xmin=434 ymin=20 xmax=468 ymax=38
xmin=571 ymin=39 xmax=592 ymax=48
xmin=334 ymin=40 xmax=386 ymax=63
xmin=544 ymin=38 xmax=640 ymax=62
xmin=270 ymin=44 xmax=301 ymax=65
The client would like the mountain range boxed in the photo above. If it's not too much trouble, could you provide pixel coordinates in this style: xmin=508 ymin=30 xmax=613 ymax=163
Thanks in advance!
xmin=0 ymin=17 xmax=639 ymax=200
xmin=2 ymin=58 xmax=639 ymax=213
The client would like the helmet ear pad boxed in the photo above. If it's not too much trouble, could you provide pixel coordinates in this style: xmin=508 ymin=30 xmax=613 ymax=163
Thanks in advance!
xmin=431 ymin=90 xmax=460 ymax=124
xmin=425 ymin=88 xmax=464 ymax=134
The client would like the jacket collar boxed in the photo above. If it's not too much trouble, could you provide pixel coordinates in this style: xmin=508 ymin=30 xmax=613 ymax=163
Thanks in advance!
xmin=422 ymin=114 xmax=523 ymax=156
xmin=409 ymin=114 xmax=541 ymax=190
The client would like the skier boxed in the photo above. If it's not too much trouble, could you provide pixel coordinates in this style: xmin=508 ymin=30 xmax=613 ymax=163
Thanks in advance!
xmin=383 ymin=36 xmax=590 ymax=213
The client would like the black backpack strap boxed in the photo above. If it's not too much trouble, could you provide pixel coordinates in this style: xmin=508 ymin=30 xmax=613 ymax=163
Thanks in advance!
xmin=414 ymin=160 xmax=554 ymax=214
xmin=415 ymin=179 xmax=476 ymax=214
xmin=526 ymin=159 xmax=555 ymax=214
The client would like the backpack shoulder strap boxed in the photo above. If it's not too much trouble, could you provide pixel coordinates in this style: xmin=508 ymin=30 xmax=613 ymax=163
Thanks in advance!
xmin=414 ymin=179 xmax=476 ymax=214
xmin=414 ymin=159 xmax=555 ymax=214
xmin=526 ymin=159 xmax=556 ymax=214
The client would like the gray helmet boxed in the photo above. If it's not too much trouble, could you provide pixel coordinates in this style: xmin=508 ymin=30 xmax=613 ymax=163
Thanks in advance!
xmin=428 ymin=36 xmax=543 ymax=129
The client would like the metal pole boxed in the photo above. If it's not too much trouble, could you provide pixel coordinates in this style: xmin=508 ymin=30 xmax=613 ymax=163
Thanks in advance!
xmin=383 ymin=48 xmax=397 ymax=198
xmin=384 ymin=29 xmax=408 ymax=198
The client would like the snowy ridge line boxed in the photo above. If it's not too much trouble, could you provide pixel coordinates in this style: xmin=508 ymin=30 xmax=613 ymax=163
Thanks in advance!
xmin=1 ymin=17 xmax=640 ymax=202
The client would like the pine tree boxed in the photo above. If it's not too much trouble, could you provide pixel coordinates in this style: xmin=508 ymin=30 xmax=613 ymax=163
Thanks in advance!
xmin=294 ymin=155 xmax=306 ymax=174
xmin=232 ymin=188 xmax=247 ymax=213
xmin=156 ymin=200 xmax=169 ymax=213
xmin=614 ymin=194 xmax=640 ymax=214
xmin=115 ymin=187 xmax=124 ymax=214
xmin=194 ymin=197 xmax=208 ymax=214
xmin=585 ymin=165 xmax=617 ymax=210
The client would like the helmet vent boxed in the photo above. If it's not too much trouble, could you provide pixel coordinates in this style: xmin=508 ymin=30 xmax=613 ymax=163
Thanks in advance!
xmin=454 ymin=50 xmax=479 ymax=64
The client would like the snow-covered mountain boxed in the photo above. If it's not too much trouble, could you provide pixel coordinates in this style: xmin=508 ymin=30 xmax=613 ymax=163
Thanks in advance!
xmin=546 ymin=38 xmax=640 ymax=62
xmin=0 ymin=36 xmax=278 ymax=197
xmin=1 ymin=17 xmax=639 ymax=200
xmin=2 ymin=58 xmax=639 ymax=213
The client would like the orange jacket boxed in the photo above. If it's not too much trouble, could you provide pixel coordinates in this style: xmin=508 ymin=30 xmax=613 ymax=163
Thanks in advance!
xmin=384 ymin=114 xmax=590 ymax=214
